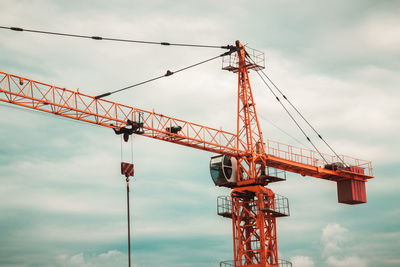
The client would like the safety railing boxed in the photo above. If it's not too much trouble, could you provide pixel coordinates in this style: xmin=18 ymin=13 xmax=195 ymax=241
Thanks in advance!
xmin=220 ymin=259 xmax=292 ymax=267
xmin=278 ymin=259 xmax=293 ymax=267
xmin=266 ymin=166 xmax=287 ymax=182
xmin=262 ymin=194 xmax=290 ymax=217
xmin=218 ymin=194 xmax=290 ymax=218
xmin=217 ymin=196 xmax=232 ymax=218
xmin=219 ymin=260 xmax=234 ymax=267
xmin=265 ymin=139 xmax=373 ymax=176
xmin=222 ymin=46 xmax=265 ymax=72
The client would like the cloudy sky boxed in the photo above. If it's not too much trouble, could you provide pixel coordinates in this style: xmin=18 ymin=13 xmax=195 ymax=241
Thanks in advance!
xmin=1 ymin=0 xmax=399 ymax=266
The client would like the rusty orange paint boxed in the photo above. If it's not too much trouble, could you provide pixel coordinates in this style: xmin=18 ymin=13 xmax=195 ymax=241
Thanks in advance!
xmin=0 ymin=42 xmax=374 ymax=266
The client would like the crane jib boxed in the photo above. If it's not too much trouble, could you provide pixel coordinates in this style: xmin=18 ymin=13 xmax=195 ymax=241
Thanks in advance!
xmin=0 ymin=71 xmax=373 ymax=185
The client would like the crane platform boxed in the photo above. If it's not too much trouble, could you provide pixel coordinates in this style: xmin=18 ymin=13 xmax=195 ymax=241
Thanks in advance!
xmin=217 ymin=193 xmax=290 ymax=218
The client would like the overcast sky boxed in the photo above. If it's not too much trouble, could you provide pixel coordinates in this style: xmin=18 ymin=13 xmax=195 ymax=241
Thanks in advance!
xmin=1 ymin=1 xmax=399 ymax=267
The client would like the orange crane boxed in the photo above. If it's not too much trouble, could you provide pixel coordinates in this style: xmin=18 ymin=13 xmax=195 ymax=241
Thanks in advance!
xmin=0 ymin=41 xmax=373 ymax=267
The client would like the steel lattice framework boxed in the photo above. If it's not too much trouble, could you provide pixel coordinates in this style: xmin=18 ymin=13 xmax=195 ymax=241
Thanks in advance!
xmin=0 ymin=42 xmax=374 ymax=267
xmin=231 ymin=186 xmax=279 ymax=266
xmin=0 ymin=71 xmax=238 ymax=155
xmin=228 ymin=41 xmax=282 ymax=266
xmin=0 ymin=71 xmax=373 ymax=182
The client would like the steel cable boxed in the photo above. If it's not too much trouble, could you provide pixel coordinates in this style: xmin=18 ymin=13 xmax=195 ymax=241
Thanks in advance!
xmin=257 ymin=70 xmax=346 ymax=165
xmin=0 ymin=25 xmax=232 ymax=49
xmin=248 ymin=58 xmax=329 ymax=164
xmin=95 ymin=48 xmax=238 ymax=98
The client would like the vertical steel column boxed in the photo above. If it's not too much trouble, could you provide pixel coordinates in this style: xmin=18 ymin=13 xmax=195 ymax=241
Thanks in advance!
xmin=231 ymin=41 xmax=278 ymax=266
xmin=126 ymin=177 xmax=132 ymax=267
xmin=231 ymin=186 xmax=278 ymax=267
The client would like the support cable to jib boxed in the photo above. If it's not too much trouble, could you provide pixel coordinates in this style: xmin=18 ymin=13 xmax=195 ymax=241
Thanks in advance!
xmin=0 ymin=25 xmax=233 ymax=49
xmin=95 ymin=47 xmax=239 ymax=99
xmin=246 ymin=54 xmax=346 ymax=166
xmin=248 ymin=56 xmax=329 ymax=165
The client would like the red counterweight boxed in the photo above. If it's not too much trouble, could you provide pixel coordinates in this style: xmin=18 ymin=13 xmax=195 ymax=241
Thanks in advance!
xmin=337 ymin=179 xmax=367 ymax=204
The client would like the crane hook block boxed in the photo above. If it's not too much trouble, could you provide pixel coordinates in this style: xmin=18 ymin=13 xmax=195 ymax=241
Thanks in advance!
xmin=112 ymin=127 xmax=134 ymax=142
xmin=121 ymin=162 xmax=134 ymax=178
xmin=111 ymin=119 xmax=144 ymax=142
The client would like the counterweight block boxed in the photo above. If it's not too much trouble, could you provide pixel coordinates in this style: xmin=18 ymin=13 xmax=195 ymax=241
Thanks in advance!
xmin=337 ymin=179 xmax=367 ymax=204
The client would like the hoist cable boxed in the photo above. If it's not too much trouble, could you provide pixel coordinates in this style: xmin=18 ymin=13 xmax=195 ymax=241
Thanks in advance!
xmin=126 ymin=177 xmax=132 ymax=267
xmin=250 ymin=62 xmax=329 ymax=164
xmin=0 ymin=26 xmax=232 ymax=50
xmin=120 ymin=139 xmax=133 ymax=267
xmin=95 ymin=48 xmax=239 ymax=99
xmin=120 ymin=136 xmax=123 ymax=163
xmin=253 ymin=61 xmax=346 ymax=165
xmin=130 ymin=137 xmax=134 ymax=166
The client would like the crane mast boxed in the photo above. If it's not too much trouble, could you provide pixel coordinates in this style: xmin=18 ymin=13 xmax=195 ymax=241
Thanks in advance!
xmin=0 ymin=42 xmax=374 ymax=267
xmin=226 ymin=41 xmax=286 ymax=266
xmin=235 ymin=41 xmax=266 ymax=184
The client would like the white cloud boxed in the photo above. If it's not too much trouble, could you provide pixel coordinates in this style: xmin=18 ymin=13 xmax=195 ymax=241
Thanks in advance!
xmin=321 ymin=223 xmax=348 ymax=257
xmin=321 ymin=224 xmax=370 ymax=267
xmin=384 ymin=259 xmax=400 ymax=264
xmin=358 ymin=14 xmax=400 ymax=52
xmin=326 ymin=256 xmax=367 ymax=267
xmin=56 ymin=250 xmax=126 ymax=267
xmin=258 ymin=49 xmax=400 ymax=167
xmin=291 ymin=256 xmax=315 ymax=267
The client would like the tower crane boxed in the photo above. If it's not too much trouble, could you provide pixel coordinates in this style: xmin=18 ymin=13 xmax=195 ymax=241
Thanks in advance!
xmin=0 ymin=39 xmax=373 ymax=266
